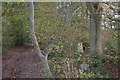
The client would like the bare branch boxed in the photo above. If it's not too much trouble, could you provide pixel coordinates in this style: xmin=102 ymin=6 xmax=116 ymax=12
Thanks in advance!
xmin=104 ymin=2 xmax=117 ymax=12
xmin=57 ymin=3 xmax=82 ymax=15
xmin=108 ymin=17 xmax=120 ymax=22
xmin=44 ymin=6 xmax=73 ymax=55
xmin=86 ymin=2 xmax=95 ymax=15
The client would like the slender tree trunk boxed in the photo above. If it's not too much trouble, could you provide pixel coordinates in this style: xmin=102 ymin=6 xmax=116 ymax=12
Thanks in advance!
xmin=40 ymin=56 xmax=53 ymax=78
xmin=29 ymin=2 xmax=53 ymax=78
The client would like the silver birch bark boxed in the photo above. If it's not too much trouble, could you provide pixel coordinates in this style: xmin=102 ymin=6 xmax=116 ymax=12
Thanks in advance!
xmin=29 ymin=2 xmax=52 ymax=78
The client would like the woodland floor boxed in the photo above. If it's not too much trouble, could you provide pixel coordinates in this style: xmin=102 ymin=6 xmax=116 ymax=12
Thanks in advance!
xmin=2 ymin=46 xmax=120 ymax=78
xmin=2 ymin=46 xmax=44 ymax=78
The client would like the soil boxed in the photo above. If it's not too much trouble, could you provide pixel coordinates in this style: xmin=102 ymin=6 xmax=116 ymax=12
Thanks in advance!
xmin=2 ymin=46 xmax=120 ymax=78
xmin=2 ymin=46 xmax=44 ymax=78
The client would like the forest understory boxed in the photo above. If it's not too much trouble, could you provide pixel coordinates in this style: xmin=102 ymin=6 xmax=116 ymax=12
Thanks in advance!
xmin=2 ymin=46 xmax=119 ymax=78
xmin=2 ymin=2 xmax=120 ymax=78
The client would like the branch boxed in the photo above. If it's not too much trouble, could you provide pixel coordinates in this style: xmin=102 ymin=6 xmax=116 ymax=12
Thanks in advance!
xmin=45 ymin=19 xmax=66 ymax=53
xmin=36 ymin=3 xmax=82 ymax=56
xmin=108 ymin=17 xmax=120 ymax=22
xmin=104 ymin=2 xmax=117 ymax=12
xmin=86 ymin=2 xmax=96 ymax=15
xmin=44 ymin=8 xmax=73 ymax=56
xmin=57 ymin=3 xmax=82 ymax=15
xmin=44 ymin=16 xmax=67 ymax=56
xmin=107 ymin=13 xmax=120 ymax=22
xmin=2 ymin=8 xmax=9 ymax=16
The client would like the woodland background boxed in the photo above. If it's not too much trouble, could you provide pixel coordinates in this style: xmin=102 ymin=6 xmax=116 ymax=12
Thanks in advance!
xmin=2 ymin=2 xmax=120 ymax=78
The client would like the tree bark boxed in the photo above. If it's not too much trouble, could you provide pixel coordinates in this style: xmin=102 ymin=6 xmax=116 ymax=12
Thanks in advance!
xmin=87 ymin=3 xmax=103 ymax=57
xmin=29 ymin=2 xmax=53 ymax=78
xmin=40 ymin=56 xmax=53 ymax=78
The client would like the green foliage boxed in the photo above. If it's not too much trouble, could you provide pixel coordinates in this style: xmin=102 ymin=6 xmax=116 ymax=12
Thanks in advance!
xmin=104 ymin=30 xmax=119 ymax=65
xmin=2 ymin=2 xmax=30 ymax=54
xmin=2 ymin=2 xmax=119 ymax=78
xmin=2 ymin=48 xmax=10 ymax=55
xmin=104 ymin=30 xmax=118 ymax=51
xmin=93 ymin=71 xmax=113 ymax=78
xmin=90 ymin=56 xmax=105 ymax=68
xmin=78 ymin=72 xmax=94 ymax=78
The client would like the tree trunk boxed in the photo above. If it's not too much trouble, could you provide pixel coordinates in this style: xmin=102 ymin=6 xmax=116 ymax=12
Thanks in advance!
xmin=87 ymin=3 xmax=103 ymax=58
xmin=90 ymin=13 xmax=103 ymax=57
xmin=29 ymin=2 xmax=52 ymax=78
xmin=40 ymin=57 xmax=53 ymax=78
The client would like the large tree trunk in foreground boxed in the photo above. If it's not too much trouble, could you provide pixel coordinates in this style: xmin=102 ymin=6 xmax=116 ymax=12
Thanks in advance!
xmin=29 ymin=2 xmax=52 ymax=78
xmin=87 ymin=3 xmax=103 ymax=58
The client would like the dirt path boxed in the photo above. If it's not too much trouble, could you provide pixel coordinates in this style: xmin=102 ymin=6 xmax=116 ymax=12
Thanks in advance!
xmin=2 ymin=46 xmax=44 ymax=78
xmin=2 ymin=46 xmax=119 ymax=78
